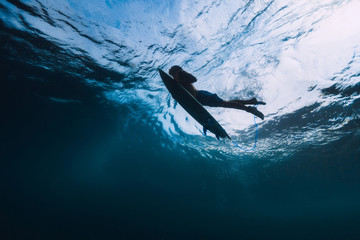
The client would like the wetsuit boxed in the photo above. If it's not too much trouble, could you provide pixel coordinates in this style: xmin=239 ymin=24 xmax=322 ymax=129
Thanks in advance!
xmin=177 ymin=70 xmax=223 ymax=107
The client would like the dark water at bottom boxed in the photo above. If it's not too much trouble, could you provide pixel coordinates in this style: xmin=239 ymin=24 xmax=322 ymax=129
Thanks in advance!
xmin=2 ymin=57 xmax=360 ymax=240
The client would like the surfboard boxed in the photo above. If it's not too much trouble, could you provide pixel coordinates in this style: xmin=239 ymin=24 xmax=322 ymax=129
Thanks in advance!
xmin=159 ymin=68 xmax=230 ymax=140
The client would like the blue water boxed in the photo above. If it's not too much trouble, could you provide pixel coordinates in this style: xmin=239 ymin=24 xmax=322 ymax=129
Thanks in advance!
xmin=1 ymin=0 xmax=360 ymax=239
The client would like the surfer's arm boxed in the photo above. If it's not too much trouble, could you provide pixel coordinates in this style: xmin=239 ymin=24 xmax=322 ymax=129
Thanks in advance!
xmin=178 ymin=70 xmax=197 ymax=83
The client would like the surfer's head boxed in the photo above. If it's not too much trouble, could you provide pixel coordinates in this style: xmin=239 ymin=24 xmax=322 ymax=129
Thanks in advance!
xmin=169 ymin=65 xmax=182 ymax=77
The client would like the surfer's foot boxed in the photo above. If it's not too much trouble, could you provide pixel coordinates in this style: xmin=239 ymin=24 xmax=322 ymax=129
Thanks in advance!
xmin=251 ymin=97 xmax=266 ymax=105
xmin=246 ymin=107 xmax=264 ymax=120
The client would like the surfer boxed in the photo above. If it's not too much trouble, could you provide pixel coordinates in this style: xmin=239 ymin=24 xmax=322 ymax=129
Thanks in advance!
xmin=169 ymin=65 xmax=266 ymax=120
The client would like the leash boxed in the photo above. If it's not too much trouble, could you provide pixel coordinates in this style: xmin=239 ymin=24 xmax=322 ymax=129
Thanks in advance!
xmin=231 ymin=114 xmax=258 ymax=151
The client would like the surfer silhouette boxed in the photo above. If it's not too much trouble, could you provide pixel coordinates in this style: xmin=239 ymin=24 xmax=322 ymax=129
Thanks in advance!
xmin=169 ymin=65 xmax=266 ymax=120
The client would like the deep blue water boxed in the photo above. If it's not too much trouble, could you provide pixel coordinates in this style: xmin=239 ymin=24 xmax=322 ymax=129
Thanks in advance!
xmin=1 ymin=0 xmax=360 ymax=239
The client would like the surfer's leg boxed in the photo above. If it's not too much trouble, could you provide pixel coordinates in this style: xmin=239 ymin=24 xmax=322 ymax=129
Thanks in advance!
xmin=221 ymin=100 xmax=264 ymax=120
xmin=246 ymin=107 xmax=265 ymax=120
xmin=232 ymin=98 xmax=266 ymax=105
xmin=221 ymin=100 xmax=247 ymax=110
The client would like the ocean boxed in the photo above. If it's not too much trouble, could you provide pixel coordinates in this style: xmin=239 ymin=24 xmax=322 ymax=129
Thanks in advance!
xmin=1 ymin=0 xmax=360 ymax=239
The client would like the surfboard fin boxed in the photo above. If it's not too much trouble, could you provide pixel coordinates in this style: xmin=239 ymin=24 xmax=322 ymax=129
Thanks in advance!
xmin=203 ymin=126 xmax=208 ymax=136
xmin=215 ymin=134 xmax=220 ymax=140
